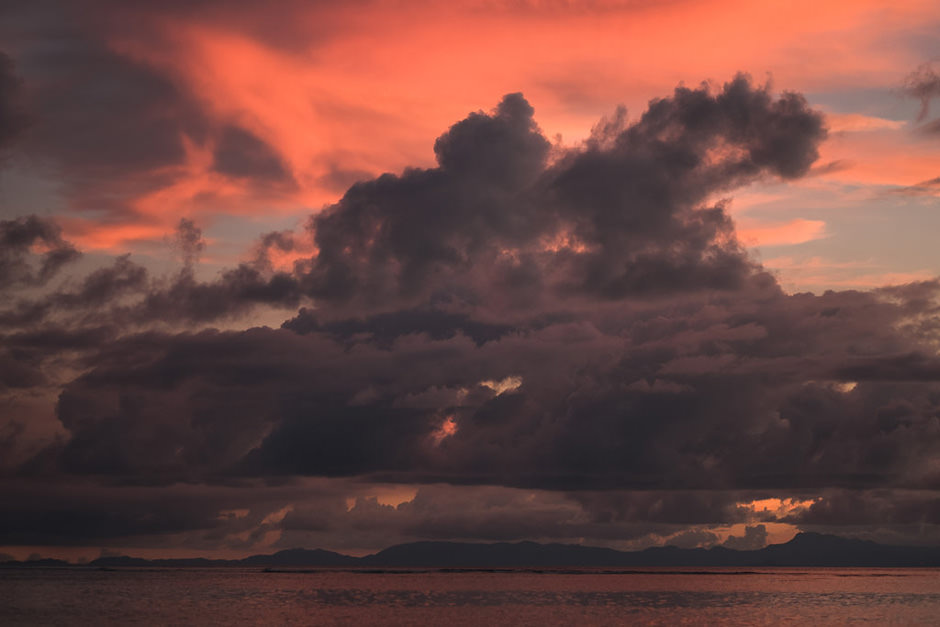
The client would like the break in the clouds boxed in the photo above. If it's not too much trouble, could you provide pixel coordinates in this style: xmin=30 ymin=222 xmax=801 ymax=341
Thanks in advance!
xmin=1 ymin=73 xmax=939 ymax=556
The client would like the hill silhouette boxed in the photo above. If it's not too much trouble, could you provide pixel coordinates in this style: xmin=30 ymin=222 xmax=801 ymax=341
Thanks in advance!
xmin=5 ymin=533 xmax=937 ymax=569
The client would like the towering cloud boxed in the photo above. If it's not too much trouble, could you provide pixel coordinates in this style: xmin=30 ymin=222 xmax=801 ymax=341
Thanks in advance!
xmin=0 ymin=76 xmax=938 ymax=553
xmin=304 ymin=78 xmax=824 ymax=311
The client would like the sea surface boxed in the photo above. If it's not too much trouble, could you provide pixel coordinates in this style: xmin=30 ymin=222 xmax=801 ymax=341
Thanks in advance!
xmin=2 ymin=567 xmax=939 ymax=625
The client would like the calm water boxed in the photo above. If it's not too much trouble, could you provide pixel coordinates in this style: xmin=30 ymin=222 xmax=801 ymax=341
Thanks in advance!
xmin=2 ymin=567 xmax=939 ymax=625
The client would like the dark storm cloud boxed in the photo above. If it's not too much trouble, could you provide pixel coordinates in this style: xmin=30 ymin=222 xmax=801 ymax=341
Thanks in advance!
xmin=282 ymin=307 xmax=514 ymax=347
xmin=277 ymin=485 xmax=760 ymax=551
xmin=303 ymin=78 xmax=824 ymax=309
xmin=777 ymin=488 xmax=940 ymax=545
xmin=784 ymin=489 xmax=940 ymax=526
xmin=36 ymin=285 xmax=940 ymax=494
xmin=834 ymin=351 xmax=940 ymax=381
xmin=43 ymin=328 xmax=442 ymax=479
xmin=0 ymin=478 xmax=313 ymax=546
xmin=321 ymin=487 xmax=673 ymax=546
xmin=0 ymin=324 xmax=109 ymax=397
xmin=0 ymin=479 xmax=768 ymax=551
xmin=2 ymin=77 xmax=826 ymax=328
xmin=0 ymin=351 xmax=46 ymax=391
xmin=0 ymin=482 xmax=224 ymax=545
xmin=1 ymin=77 xmax=938 ymax=549
xmin=568 ymin=490 xmax=751 ymax=526
xmin=14 ymin=79 xmax=938 ymax=495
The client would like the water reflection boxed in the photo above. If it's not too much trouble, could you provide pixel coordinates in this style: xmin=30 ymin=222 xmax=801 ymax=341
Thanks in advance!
xmin=1 ymin=568 xmax=938 ymax=625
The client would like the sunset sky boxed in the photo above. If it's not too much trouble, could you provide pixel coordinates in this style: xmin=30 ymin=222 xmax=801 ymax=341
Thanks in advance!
xmin=1 ymin=0 xmax=939 ymax=561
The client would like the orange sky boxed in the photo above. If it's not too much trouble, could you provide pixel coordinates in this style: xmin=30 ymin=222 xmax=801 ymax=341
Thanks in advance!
xmin=4 ymin=0 xmax=940 ymax=562
xmin=8 ymin=0 xmax=940 ymax=290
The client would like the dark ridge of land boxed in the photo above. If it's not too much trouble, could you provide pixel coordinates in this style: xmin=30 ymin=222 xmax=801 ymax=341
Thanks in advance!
xmin=356 ymin=534 xmax=940 ymax=568
xmin=4 ymin=533 xmax=940 ymax=569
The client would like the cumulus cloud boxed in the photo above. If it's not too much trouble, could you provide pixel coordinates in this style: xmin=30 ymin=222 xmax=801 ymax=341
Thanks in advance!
xmin=1 ymin=77 xmax=939 ymax=551
xmin=303 ymin=78 xmax=824 ymax=311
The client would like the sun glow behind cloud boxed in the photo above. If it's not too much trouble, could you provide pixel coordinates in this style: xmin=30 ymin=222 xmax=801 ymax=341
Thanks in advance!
xmin=430 ymin=415 xmax=459 ymax=446
xmin=480 ymin=376 xmax=523 ymax=396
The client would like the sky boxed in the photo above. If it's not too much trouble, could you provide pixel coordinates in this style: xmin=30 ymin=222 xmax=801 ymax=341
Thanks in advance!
xmin=0 ymin=0 xmax=939 ymax=562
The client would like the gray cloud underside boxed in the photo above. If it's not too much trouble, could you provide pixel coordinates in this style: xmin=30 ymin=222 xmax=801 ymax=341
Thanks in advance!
xmin=2 ymin=480 xmax=937 ymax=551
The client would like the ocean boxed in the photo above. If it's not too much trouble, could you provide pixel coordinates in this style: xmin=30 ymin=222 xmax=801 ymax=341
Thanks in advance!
xmin=2 ymin=567 xmax=939 ymax=625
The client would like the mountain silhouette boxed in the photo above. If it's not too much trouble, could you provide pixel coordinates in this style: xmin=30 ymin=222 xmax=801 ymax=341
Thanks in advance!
xmin=6 ymin=533 xmax=935 ymax=569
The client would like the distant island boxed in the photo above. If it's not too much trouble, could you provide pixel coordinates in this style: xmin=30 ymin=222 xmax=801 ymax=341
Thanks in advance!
xmin=4 ymin=533 xmax=939 ymax=569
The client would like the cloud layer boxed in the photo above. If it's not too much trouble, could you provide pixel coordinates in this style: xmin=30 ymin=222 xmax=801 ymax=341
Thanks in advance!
xmin=1 ymin=76 xmax=939 ymax=555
